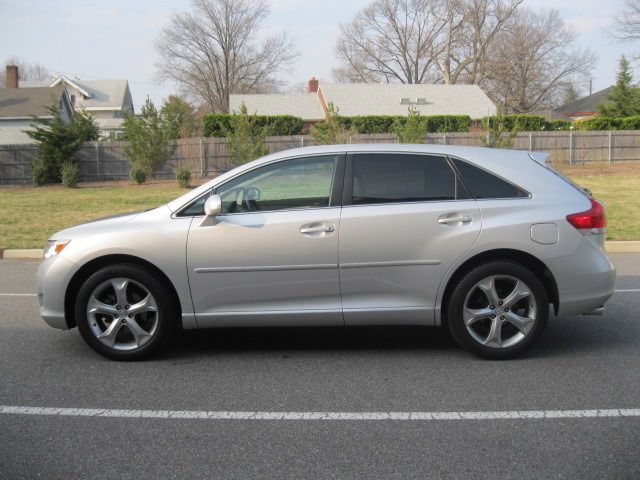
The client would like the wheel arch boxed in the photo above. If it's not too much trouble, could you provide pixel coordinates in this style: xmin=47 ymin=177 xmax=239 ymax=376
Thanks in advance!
xmin=64 ymin=254 xmax=183 ymax=329
xmin=439 ymin=248 xmax=559 ymax=325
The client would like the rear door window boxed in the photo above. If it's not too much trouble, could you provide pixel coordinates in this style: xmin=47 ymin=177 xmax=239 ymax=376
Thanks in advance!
xmin=350 ymin=153 xmax=470 ymax=205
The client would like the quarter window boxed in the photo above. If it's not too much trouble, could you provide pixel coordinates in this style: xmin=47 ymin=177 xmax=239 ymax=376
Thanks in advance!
xmin=350 ymin=153 xmax=469 ymax=205
xmin=451 ymin=158 xmax=529 ymax=199
xmin=216 ymin=155 xmax=338 ymax=214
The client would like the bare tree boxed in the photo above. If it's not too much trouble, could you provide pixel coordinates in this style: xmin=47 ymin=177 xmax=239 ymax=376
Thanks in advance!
xmin=438 ymin=0 xmax=523 ymax=84
xmin=612 ymin=0 xmax=640 ymax=41
xmin=482 ymin=8 xmax=595 ymax=113
xmin=156 ymin=0 xmax=298 ymax=113
xmin=334 ymin=0 xmax=522 ymax=85
xmin=0 ymin=56 xmax=50 ymax=87
xmin=333 ymin=0 xmax=448 ymax=83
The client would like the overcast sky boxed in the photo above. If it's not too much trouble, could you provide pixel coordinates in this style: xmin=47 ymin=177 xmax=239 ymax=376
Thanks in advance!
xmin=0 ymin=0 xmax=634 ymax=110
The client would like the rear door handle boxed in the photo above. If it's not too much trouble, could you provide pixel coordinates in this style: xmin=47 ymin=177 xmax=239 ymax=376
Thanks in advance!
xmin=438 ymin=214 xmax=472 ymax=225
xmin=300 ymin=223 xmax=335 ymax=234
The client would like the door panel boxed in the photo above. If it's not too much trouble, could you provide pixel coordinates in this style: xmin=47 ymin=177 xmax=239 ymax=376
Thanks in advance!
xmin=339 ymin=201 xmax=480 ymax=324
xmin=186 ymin=154 xmax=344 ymax=327
xmin=188 ymin=209 xmax=343 ymax=326
xmin=339 ymin=153 xmax=481 ymax=325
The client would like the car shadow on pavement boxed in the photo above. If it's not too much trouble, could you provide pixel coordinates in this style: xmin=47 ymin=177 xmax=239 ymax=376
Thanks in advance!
xmin=160 ymin=309 xmax=636 ymax=362
xmin=167 ymin=325 xmax=461 ymax=360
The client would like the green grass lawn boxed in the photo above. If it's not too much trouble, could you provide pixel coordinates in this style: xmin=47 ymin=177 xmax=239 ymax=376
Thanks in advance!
xmin=0 ymin=182 xmax=185 ymax=249
xmin=568 ymin=173 xmax=640 ymax=241
xmin=0 ymin=168 xmax=638 ymax=250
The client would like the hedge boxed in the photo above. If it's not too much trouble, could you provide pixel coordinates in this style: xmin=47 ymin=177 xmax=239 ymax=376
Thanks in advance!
xmin=482 ymin=114 xmax=547 ymax=131
xmin=320 ymin=114 xmax=472 ymax=134
xmin=576 ymin=116 xmax=640 ymax=131
xmin=203 ymin=114 xmax=304 ymax=137
xmin=545 ymin=120 xmax=572 ymax=131
xmin=204 ymin=112 xmax=640 ymax=137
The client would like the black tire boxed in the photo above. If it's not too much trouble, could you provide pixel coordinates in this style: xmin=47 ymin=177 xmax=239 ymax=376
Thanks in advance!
xmin=446 ymin=260 xmax=548 ymax=360
xmin=75 ymin=264 xmax=177 ymax=360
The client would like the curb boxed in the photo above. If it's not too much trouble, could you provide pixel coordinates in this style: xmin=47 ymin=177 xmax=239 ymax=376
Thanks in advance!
xmin=2 ymin=242 xmax=640 ymax=260
xmin=1 ymin=249 xmax=43 ymax=260
xmin=604 ymin=241 xmax=640 ymax=253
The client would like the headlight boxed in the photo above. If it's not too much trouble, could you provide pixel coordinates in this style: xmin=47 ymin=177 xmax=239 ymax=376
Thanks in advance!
xmin=43 ymin=240 xmax=70 ymax=259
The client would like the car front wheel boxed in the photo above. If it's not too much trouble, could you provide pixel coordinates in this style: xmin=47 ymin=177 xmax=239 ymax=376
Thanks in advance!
xmin=447 ymin=261 xmax=549 ymax=360
xmin=75 ymin=264 xmax=176 ymax=360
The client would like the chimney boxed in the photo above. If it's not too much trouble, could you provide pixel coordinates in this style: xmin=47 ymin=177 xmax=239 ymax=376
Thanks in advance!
xmin=6 ymin=65 xmax=19 ymax=88
xmin=308 ymin=77 xmax=319 ymax=93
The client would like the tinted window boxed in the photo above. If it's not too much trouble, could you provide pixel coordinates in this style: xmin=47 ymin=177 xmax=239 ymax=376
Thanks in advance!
xmin=452 ymin=158 xmax=529 ymax=199
xmin=178 ymin=192 xmax=211 ymax=216
xmin=351 ymin=153 xmax=469 ymax=205
xmin=216 ymin=155 xmax=337 ymax=214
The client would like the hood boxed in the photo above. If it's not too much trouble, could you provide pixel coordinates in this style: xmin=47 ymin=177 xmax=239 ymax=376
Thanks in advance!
xmin=50 ymin=209 xmax=151 ymax=240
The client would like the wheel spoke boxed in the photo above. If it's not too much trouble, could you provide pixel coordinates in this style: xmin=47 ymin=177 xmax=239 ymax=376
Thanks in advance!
xmin=125 ymin=318 xmax=152 ymax=347
xmin=110 ymin=278 xmax=129 ymax=307
xmin=483 ymin=317 xmax=503 ymax=348
xmin=476 ymin=277 xmax=500 ymax=307
xmin=504 ymin=311 xmax=535 ymax=335
xmin=503 ymin=280 xmax=531 ymax=309
xmin=128 ymin=294 xmax=157 ymax=316
xmin=463 ymin=307 xmax=493 ymax=326
xmin=87 ymin=297 xmax=119 ymax=316
xmin=97 ymin=318 xmax=124 ymax=347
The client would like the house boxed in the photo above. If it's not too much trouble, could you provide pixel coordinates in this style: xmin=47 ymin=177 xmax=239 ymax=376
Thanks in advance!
xmin=551 ymin=87 xmax=613 ymax=122
xmin=0 ymin=66 xmax=75 ymax=144
xmin=230 ymin=77 xmax=497 ymax=129
xmin=23 ymin=75 xmax=134 ymax=138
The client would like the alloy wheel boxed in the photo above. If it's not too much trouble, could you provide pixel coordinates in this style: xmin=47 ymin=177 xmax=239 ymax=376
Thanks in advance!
xmin=86 ymin=277 xmax=159 ymax=351
xmin=463 ymin=274 xmax=537 ymax=349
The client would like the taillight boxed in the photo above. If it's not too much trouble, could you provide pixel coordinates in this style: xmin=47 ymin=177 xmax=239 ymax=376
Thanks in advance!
xmin=566 ymin=198 xmax=606 ymax=230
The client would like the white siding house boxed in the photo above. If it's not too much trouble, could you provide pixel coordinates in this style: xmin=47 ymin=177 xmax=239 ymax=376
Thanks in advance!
xmin=23 ymin=75 xmax=134 ymax=138
xmin=0 ymin=84 xmax=74 ymax=144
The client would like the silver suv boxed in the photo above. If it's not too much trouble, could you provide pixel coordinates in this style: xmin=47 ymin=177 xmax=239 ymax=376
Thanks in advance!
xmin=37 ymin=145 xmax=615 ymax=360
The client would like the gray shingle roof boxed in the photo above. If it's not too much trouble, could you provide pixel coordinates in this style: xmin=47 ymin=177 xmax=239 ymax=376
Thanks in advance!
xmin=49 ymin=77 xmax=131 ymax=110
xmin=230 ymin=83 xmax=496 ymax=120
xmin=229 ymin=93 xmax=325 ymax=121
xmin=553 ymin=87 xmax=613 ymax=115
xmin=0 ymin=85 xmax=66 ymax=118
xmin=319 ymin=83 xmax=496 ymax=118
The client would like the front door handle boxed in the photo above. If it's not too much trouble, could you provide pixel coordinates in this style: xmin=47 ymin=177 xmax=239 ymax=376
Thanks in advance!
xmin=438 ymin=214 xmax=473 ymax=225
xmin=300 ymin=223 xmax=335 ymax=234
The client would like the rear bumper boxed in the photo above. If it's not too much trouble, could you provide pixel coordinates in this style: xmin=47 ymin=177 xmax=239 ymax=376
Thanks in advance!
xmin=546 ymin=237 xmax=616 ymax=317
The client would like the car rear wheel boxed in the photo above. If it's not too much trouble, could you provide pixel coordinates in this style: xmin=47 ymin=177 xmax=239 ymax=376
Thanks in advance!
xmin=75 ymin=264 xmax=176 ymax=360
xmin=447 ymin=261 xmax=548 ymax=360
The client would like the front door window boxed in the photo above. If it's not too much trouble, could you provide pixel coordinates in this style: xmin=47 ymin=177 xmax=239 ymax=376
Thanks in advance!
xmin=216 ymin=155 xmax=338 ymax=214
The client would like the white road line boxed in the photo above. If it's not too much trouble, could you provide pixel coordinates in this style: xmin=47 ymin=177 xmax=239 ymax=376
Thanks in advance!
xmin=0 ymin=406 xmax=639 ymax=421
xmin=615 ymin=289 xmax=640 ymax=293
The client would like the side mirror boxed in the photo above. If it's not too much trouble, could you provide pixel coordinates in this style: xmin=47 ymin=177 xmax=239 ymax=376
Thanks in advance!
xmin=204 ymin=194 xmax=222 ymax=217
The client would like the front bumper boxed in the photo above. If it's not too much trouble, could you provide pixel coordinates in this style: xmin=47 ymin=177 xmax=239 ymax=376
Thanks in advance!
xmin=36 ymin=254 xmax=77 ymax=330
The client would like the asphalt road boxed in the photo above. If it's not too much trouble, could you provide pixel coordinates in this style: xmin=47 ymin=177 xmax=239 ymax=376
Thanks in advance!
xmin=1 ymin=255 xmax=639 ymax=479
